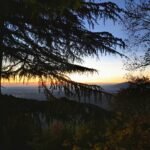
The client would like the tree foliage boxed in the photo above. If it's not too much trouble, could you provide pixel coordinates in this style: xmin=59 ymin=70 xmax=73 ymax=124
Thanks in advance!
xmin=105 ymin=76 xmax=150 ymax=150
xmin=112 ymin=76 xmax=150 ymax=115
xmin=104 ymin=114 xmax=150 ymax=150
xmin=123 ymin=0 xmax=150 ymax=70
xmin=0 ymin=0 xmax=125 ymax=98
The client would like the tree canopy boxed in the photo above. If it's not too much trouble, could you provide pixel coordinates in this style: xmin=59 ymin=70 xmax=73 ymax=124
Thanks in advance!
xmin=0 ymin=0 xmax=125 ymax=99
xmin=113 ymin=76 xmax=150 ymax=115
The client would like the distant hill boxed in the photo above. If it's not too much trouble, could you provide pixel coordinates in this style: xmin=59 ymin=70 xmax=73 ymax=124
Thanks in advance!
xmin=101 ymin=82 xmax=129 ymax=93
xmin=2 ymin=82 xmax=129 ymax=99
xmin=2 ymin=86 xmax=47 ymax=100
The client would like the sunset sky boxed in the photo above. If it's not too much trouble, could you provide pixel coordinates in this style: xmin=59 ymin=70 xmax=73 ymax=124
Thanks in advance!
xmin=70 ymin=0 xmax=150 ymax=84
xmin=3 ymin=0 xmax=148 ymax=86
xmin=70 ymin=0 xmax=127 ymax=84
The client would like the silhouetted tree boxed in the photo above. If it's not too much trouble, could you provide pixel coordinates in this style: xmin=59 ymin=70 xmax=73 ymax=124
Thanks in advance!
xmin=0 ymin=0 xmax=125 ymax=99
xmin=113 ymin=76 xmax=150 ymax=115
xmin=123 ymin=0 xmax=150 ymax=70
xmin=108 ymin=76 xmax=150 ymax=150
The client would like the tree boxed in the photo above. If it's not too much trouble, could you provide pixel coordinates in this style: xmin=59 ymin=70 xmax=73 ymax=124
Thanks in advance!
xmin=112 ymin=76 xmax=150 ymax=115
xmin=123 ymin=0 xmax=150 ymax=70
xmin=106 ymin=76 xmax=150 ymax=150
xmin=0 ymin=0 xmax=125 ymax=99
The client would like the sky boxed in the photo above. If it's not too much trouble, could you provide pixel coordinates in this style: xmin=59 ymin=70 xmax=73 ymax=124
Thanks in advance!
xmin=69 ymin=0 xmax=128 ymax=84
xmin=69 ymin=0 xmax=150 ymax=84
xmin=3 ymin=0 xmax=148 ymax=86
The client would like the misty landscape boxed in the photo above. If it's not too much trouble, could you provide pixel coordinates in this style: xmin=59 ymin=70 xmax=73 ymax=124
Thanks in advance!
xmin=2 ymin=83 xmax=128 ymax=99
xmin=2 ymin=83 xmax=129 ymax=109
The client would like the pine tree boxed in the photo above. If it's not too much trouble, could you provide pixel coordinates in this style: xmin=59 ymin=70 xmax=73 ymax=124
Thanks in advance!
xmin=0 ymin=0 xmax=125 ymax=100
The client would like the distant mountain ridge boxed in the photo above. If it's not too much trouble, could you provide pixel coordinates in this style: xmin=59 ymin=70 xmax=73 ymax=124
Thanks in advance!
xmin=101 ymin=82 xmax=129 ymax=93
xmin=2 ymin=82 xmax=129 ymax=99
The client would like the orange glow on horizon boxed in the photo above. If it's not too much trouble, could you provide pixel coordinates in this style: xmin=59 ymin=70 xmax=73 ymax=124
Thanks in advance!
xmin=2 ymin=75 xmax=126 ymax=86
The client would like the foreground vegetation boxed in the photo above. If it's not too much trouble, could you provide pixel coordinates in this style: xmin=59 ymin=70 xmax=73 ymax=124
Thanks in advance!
xmin=0 ymin=95 xmax=111 ymax=150
xmin=0 ymin=77 xmax=150 ymax=150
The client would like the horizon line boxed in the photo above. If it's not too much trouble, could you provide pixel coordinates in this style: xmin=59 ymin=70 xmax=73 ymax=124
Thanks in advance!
xmin=2 ymin=81 xmax=126 ymax=87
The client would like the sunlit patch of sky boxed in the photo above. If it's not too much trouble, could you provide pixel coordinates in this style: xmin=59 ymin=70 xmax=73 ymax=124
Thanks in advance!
xmin=69 ymin=0 xmax=128 ymax=84
xmin=69 ymin=0 xmax=149 ymax=84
